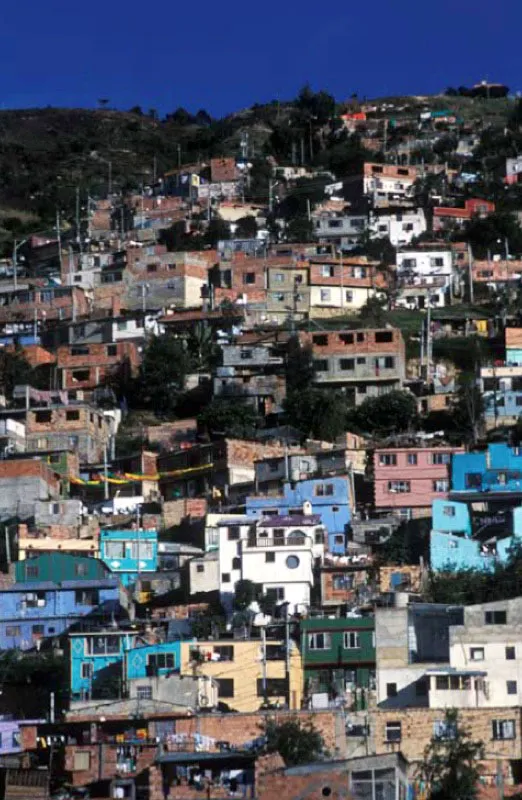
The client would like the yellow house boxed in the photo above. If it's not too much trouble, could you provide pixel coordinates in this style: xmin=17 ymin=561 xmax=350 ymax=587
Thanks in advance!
xmin=180 ymin=639 xmax=303 ymax=713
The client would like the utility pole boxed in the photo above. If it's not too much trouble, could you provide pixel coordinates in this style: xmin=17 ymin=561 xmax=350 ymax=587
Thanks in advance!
xmin=153 ymin=155 xmax=157 ymax=185
xmin=300 ymin=136 xmax=305 ymax=166
xmin=103 ymin=444 xmax=109 ymax=501
xmin=56 ymin=210 xmax=63 ymax=270
xmin=261 ymin=625 xmax=267 ymax=702
xmin=426 ymin=295 xmax=433 ymax=389
xmin=284 ymin=604 xmax=291 ymax=707
xmin=340 ymin=249 xmax=344 ymax=311
xmin=12 ymin=239 xmax=18 ymax=291
xmin=75 ymin=186 xmax=82 ymax=256
xmin=467 ymin=242 xmax=475 ymax=303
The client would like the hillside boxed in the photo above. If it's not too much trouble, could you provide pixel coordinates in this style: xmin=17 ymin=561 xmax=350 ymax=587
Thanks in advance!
xmin=0 ymin=92 xmax=515 ymax=242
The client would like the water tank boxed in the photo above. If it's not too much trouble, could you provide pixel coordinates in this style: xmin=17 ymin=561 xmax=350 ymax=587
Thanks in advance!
xmin=302 ymin=500 xmax=313 ymax=516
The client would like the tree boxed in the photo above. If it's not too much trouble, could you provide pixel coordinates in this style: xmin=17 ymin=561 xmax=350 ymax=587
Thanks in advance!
xmin=463 ymin=212 xmax=522 ymax=260
xmin=350 ymin=391 xmax=419 ymax=437
xmin=451 ymin=373 xmax=484 ymax=445
xmin=262 ymin=717 xmax=326 ymax=766
xmin=285 ymin=388 xmax=348 ymax=442
xmin=137 ymin=335 xmax=191 ymax=416
xmin=166 ymin=107 xmax=194 ymax=126
xmin=234 ymin=216 xmax=258 ymax=239
xmin=233 ymin=579 xmax=256 ymax=610
xmin=205 ymin=218 xmax=230 ymax=247
xmin=358 ymin=296 xmax=388 ymax=328
xmin=0 ymin=347 xmax=33 ymax=399
xmin=187 ymin=322 xmax=218 ymax=371
xmin=419 ymin=709 xmax=484 ymax=800
xmin=194 ymin=109 xmax=212 ymax=126
xmin=198 ymin=398 xmax=260 ymax=438
xmin=285 ymin=336 xmax=314 ymax=396
xmin=128 ymin=105 xmax=143 ymax=116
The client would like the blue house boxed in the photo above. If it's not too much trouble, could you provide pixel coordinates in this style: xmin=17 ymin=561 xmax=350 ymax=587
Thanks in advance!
xmin=451 ymin=444 xmax=522 ymax=496
xmin=246 ymin=477 xmax=351 ymax=553
xmin=69 ymin=631 xmax=182 ymax=701
xmin=99 ymin=528 xmax=158 ymax=586
xmin=430 ymin=499 xmax=522 ymax=572
xmin=0 ymin=579 xmax=122 ymax=651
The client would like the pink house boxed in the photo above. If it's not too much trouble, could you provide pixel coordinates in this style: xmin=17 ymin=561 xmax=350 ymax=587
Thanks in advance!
xmin=373 ymin=446 xmax=465 ymax=520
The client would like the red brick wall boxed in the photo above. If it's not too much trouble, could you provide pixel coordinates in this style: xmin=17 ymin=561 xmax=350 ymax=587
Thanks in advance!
xmin=0 ymin=460 xmax=59 ymax=493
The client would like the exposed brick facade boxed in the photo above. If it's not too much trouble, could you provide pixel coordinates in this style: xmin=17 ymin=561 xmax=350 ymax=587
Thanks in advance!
xmin=57 ymin=340 xmax=140 ymax=391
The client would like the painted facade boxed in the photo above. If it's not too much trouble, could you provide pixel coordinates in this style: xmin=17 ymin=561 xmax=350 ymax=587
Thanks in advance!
xmin=0 ymin=579 xmax=121 ymax=651
xmin=301 ymin=617 xmax=375 ymax=703
xmin=15 ymin=553 xmax=110 ymax=583
xmin=246 ymin=476 xmax=351 ymax=553
xmin=100 ymin=528 xmax=158 ymax=585
xmin=451 ymin=444 xmax=522 ymax=494
xmin=69 ymin=630 xmax=141 ymax=700
xmin=180 ymin=638 xmax=303 ymax=713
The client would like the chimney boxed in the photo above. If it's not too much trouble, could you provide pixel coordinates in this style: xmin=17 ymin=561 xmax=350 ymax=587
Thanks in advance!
xmin=111 ymin=295 xmax=121 ymax=317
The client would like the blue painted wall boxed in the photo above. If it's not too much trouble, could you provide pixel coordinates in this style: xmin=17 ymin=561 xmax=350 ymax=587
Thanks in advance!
xmin=100 ymin=529 xmax=158 ymax=585
xmin=451 ymin=445 xmax=522 ymax=493
xmin=451 ymin=452 xmax=487 ymax=491
xmin=246 ymin=477 xmax=351 ymax=554
xmin=484 ymin=391 xmax=522 ymax=419
xmin=506 ymin=348 xmax=522 ymax=365
xmin=70 ymin=630 xmax=140 ymax=699
xmin=125 ymin=641 xmax=182 ymax=680
xmin=0 ymin=719 xmax=41 ymax=754
xmin=0 ymin=581 xmax=120 ymax=651
xmin=432 ymin=499 xmax=472 ymax=536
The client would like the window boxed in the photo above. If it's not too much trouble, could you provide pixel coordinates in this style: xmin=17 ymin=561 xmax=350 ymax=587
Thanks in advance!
xmin=313 ymin=334 xmax=328 ymax=346
xmin=137 ymin=685 xmax=153 ymax=700
xmin=75 ymin=589 xmax=99 ymax=606
xmin=214 ymin=646 xmax=234 ymax=662
xmin=148 ymin=653 xmax=175 ymax=671
xmin=232 ymin=557 xmax=241 ymax=570
xmin=257 ymin=678 xmax=287 ymax=697
xmin=430 ymin=257 xmax=444 ymax=268
xmin=266 ymin=587 xmax=285 ymax=602
xmin=375 ymin=331 xmax=392 ymax=343
xmin=465 ymin=472 xmax=482 ymax=489
xmin=26 ymin=565 xmax=39 ymax=578
xmin=357 ymin=332 xmax=365 ymax=342
xmin=344 ymin=632 xmax=361 ymax=649
xmin=146 ymin=264 xmax=157 ymax=273
xmin=345 ymin=291 xmax=354 ymax=303
xmin=117 ymin=320 xmax=128 ymax=331
xmin=433 ymin=720 xmax=456 ymax=740
xmin=314 ymin=359 xmax=329 ymax=372
xmin=384 ymin=356 xmax=395 ymax=369
xmin=334 ymin=534 xmax=344 ymax=545
xmin=470 ymin=647 xmax=484 ymax=661
xmin=315 ymin=483 xmax=334 ymax=496
xmin=443 ymin=505 xmax=455 ymax=517
xmin=196 ymin=564 xmax=205 ymax=573
xmin=492 ymin=720 xmax=516 ymax=741
xmin=379 ymin=454 xmax=397 ymax=466
xmin=340 ymin=358 xmax=355 ymax=371
xmin=130 ymin=541 xmax=154 ymax=561
xmin=32 ymin=625 xmax=44 ymax=635
xmin=81 ymin=663 xmax=93 ymax=679
xmin=240 ymin=349 xmax=252 ymax=360
xmin=385 ymin=682 xmax=398 ymax=698
xmin=385 ymin=722 xmax=401 ymax=742
xmin=433 ymin=479 xmax=449 ymax=493
xmin=265 ymin=552 xmax=275 ymax=563
xmin=71 ymin=345 xmax=89 ymax=356
xmin=340 ymin=333 xmax=354 ymax=345
xmin=435 ymin=676 xmax=450 ymax=690
xmin=227 ymin=527 xmax=240 ymax=540
xmin=73 ymin=751 xmax=91 ymax=771
xmin=75 ymin=563 xmax=88 ymax=577
xmin=332 ymin=574 xmax=353 ymax=590
xmin=5 ymin=626 xmax=20 ymax=638
xmin=431 ymin=452 xmax=451 ymax=465
xmin=320 ymin=289 xmax=331 ymax=302
xmin=35 ymin=410 xmax=52 ymax=424
xmin=507 ymin=681 xmax=518 ymax=695
xmin=221 ymin=573 xmax=231 ymax=583
xmin=387 ymin=481 xmax=411 ymax=493
xmin=308 ymin=632 xmax=332 ymax=650
xmin=286 ymin=555 xmax=300 ymax=569
xmin=273 ymin=272 xmax=285 ymax=283
xmin=407 ymin=454 xmax=418 ymax=465
xmin=485 ymin=610 xmax=507 ymax=625
xmin=87 ymin=635 xmax=120 ymax=656
xmin=106 ymin=345 xmax=117 ymax=356
xmin=105 ymin=542 xmax=125 ymax=559
xmin=243 ymin=273 xmax=255 ymax=285
xmin=72 ymin=369 xmax=90 ymax=382
xmin=216 ymin=678 xmax=234 ymax=698
xmin=506 ymin=646 xmax=516 ymax=660
xmin=66 ymin=410 xmax=80 ymax=421
xmin=416 ymin=678 xmax=428 ymax=696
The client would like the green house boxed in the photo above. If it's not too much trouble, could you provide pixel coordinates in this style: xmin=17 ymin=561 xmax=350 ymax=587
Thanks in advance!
xmin=300 ymin=617 xmax=375 ymax=706
xmin=15 ymin=553 xmax=111 ymax=583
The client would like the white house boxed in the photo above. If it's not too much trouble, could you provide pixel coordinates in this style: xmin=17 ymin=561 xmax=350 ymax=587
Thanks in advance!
xmin=369 ymin=209 xmax=426 ymax=247
xmin=215 ymin=508 xmax=325 ymax=615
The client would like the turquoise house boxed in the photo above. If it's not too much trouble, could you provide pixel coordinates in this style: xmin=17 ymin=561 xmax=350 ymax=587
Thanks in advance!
xmin=99 ymin=528 xmax=158 ymax=586
xmin=430 ymin=499 xmax=522 ymax=572
xmin=15 ymin=553 xmax=111 ymax=583
xmin=70 ymin=631 xmax=183 ymax=701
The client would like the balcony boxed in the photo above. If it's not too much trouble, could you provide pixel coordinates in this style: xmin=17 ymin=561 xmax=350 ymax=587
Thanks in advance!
xmin=245 ymin=533 xmax=310 ymax=548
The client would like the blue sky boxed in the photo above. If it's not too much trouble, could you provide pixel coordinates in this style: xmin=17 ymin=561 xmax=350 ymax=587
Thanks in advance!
xmin=0 ymin=0 xmax=520 ymax=116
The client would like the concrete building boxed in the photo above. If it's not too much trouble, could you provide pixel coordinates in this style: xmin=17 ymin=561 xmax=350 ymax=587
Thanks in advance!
xmin=0 ymin=459 xmax=60 ymax=518
xmin=214 ymin=342 xmax=286 ymax=417
xmin=396 ymin=246 xmax=454 ymax=299
xmin=363 ymin=163 xmax=417 ymax=204
xmin=369 ymin=208 xmax=426 ymax=247
xmin=373 ymin=445 xmax=464 ymax=520
xmin=181 ymin=637 xmax=303 ymax=712
xmin=308 ymin=259 xmax=383 ymax=316
xmin=299 ymin=328 xmax=405 ymax=406
xmin=99 ymin=528 xmax=158 ymax=586
xmin=314 ymin=213 xmax=368 ymax=249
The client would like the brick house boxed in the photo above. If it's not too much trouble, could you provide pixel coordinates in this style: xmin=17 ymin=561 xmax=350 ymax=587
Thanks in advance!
xmin=0 ymin=285 xmax=89 ymax=325
xmin=299 ymin=328 xmax=406 ymax=406
xmin=24 ymin=400 xmax=111 ymax=464
xmin=433 ymin=198 xmax=495 ymax=232
xmin=56 ymin=340 xmax=140 ymax=394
